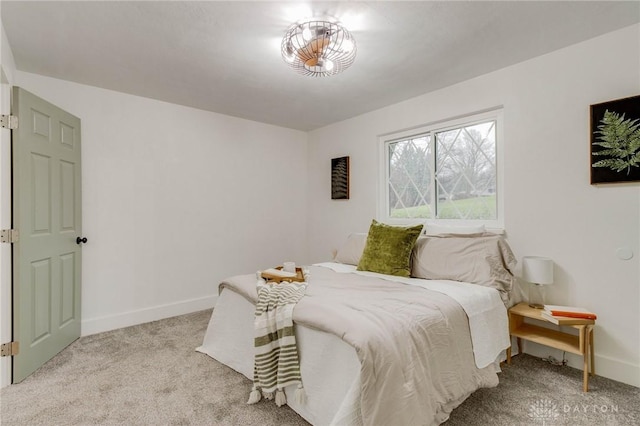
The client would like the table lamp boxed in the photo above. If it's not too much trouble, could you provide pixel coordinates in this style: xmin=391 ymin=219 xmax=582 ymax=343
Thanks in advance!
xmin=522 ymin=256 xmax=554 ymax=309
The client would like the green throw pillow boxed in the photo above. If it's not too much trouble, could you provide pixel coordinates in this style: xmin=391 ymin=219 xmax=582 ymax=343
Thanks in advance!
xmin=357 ymin=220 xmax=424 ymax=277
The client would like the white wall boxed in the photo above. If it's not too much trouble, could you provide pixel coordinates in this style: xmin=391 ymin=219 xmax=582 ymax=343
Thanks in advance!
xmin=307 ymin=24 xmax=640 ymax=387
xmin=0 ymin=12 xmax=15 ymax=84
xmin=14 ymin=71 xmax=308 ymax=335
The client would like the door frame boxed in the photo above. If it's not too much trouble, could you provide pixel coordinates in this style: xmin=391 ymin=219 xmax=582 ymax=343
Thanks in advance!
xmin=0 ymin=70 xmax=13 ymax=388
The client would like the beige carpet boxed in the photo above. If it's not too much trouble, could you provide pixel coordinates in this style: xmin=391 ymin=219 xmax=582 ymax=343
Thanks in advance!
xmin=1 ymin=309 xmax=638 ymax=425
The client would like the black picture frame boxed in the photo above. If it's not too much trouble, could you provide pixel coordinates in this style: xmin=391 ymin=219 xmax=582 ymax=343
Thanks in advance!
xmin=590 ymin=95 xmax=640 ymax=184
xmin=331 ymin=156 xmax=350 ymax=200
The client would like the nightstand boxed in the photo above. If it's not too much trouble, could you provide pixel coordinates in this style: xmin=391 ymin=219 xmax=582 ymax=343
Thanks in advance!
xmin=506 ymin=302 xmax=595 ymax=392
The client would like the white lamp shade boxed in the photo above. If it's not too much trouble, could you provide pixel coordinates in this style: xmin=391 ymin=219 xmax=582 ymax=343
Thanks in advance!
xmin=522 ymin=256 xmax=554 ymax=285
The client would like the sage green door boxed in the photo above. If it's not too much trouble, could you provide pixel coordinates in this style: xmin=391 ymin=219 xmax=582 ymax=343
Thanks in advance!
xmin=12 ymin=87 xmax=82 ymax=383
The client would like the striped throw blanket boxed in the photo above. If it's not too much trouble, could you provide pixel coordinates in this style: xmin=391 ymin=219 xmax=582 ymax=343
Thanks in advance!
xmin=247 ymin=278 xmax=307 ymax=407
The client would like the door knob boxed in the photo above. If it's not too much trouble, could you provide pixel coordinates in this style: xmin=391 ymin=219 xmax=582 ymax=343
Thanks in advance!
xmin=76 ymin=237 xmax=88 ymax=245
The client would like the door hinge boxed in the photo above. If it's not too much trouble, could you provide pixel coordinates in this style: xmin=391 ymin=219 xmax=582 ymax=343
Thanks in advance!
xmin=0 ymin=229 xmax=19 ymax=243
xmin=0 ymin=114 xmax=18 ymax=130
xmin=0 ymin=342 xmax=19 ymax=357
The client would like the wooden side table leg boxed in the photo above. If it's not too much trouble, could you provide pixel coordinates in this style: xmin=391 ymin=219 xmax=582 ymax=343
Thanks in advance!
xmin=589 ymin=326 xmax=595 ymax=376
xmin=583 ymin=327 xmax=589 ymax=392
xmin=517 ymin=337 xmax=522 ymax=356
xmin=507 ymin=345 xmax=511 ymax=364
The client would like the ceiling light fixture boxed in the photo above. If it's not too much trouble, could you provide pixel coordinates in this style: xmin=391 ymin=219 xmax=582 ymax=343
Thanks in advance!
xmin=281 ymin=19 xmax=356 ymax=77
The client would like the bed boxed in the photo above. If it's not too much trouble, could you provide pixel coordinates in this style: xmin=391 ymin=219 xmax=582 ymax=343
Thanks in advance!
xmin=197 ymin=228 xmax=519 ymax=425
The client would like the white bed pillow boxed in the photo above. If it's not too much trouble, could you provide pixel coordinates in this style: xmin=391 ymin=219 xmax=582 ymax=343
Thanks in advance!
xmin=334 ymin=233 xmax=368 ymax=266
xmin=424 ymin=224 xmax=486 ymax=236
xmin=411 ymin=234 xmax=517 ymax=305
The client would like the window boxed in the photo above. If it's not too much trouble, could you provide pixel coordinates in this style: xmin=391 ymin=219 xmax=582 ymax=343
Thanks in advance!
xmin=379 ymin=110 xmax=503 ymax=228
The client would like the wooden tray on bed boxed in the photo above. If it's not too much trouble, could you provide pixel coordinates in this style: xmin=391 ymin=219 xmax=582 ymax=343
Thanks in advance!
xmin=261 ymin=266 xmax=305 ymax=283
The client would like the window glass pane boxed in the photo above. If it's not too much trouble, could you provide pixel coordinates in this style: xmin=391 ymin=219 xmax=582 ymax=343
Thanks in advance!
xmin=435 ymin=121 xmax=496 ymax=219
xmin=388 ymin=136 xmax=432 ymax=218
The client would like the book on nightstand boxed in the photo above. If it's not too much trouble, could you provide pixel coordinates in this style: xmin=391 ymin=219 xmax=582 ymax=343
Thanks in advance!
xmin=543 ymin=305 xmax=597 ymax=320
xmin=540 ymin=310 xmax=595 ymax=325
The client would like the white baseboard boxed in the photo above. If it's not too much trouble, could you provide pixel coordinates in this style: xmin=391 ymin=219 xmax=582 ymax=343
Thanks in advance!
xmin=585 ymin=353 xmax=640 ymax=388
xmin=522 ymin=341 xmax=639 ymax=388
xmin=81 ymin=295 xmax=217 ymax=337
xmin=0 ymin=357 xmax=10 ymax=389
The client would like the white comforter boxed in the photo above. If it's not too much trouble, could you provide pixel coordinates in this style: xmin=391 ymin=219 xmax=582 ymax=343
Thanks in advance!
xmin=314 ymin=262 xmax=510 ymax=368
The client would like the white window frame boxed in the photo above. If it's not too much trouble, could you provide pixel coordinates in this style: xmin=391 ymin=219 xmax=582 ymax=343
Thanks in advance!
xmin=378 ymin=109 xmax=504 ymax=230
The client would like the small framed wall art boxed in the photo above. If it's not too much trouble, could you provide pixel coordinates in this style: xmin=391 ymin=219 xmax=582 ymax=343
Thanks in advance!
xmin=331 ymin=156 xmax=350 ymax=200
xmin=590 ymin=94 xmax=640 ymax=184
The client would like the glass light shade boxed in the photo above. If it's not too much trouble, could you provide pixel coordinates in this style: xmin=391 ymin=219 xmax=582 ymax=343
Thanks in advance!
xmin=528 ymin=283 xmax=546 ymax=309
xmin=281 ymin=19 xmax=357 ymax=77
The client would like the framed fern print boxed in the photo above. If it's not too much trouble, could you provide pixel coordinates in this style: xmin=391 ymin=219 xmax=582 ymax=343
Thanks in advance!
xmin=331 ymin=156 xmax=350 ymax=200
xmin=590 ymin=95 xmax=640 ymax=184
